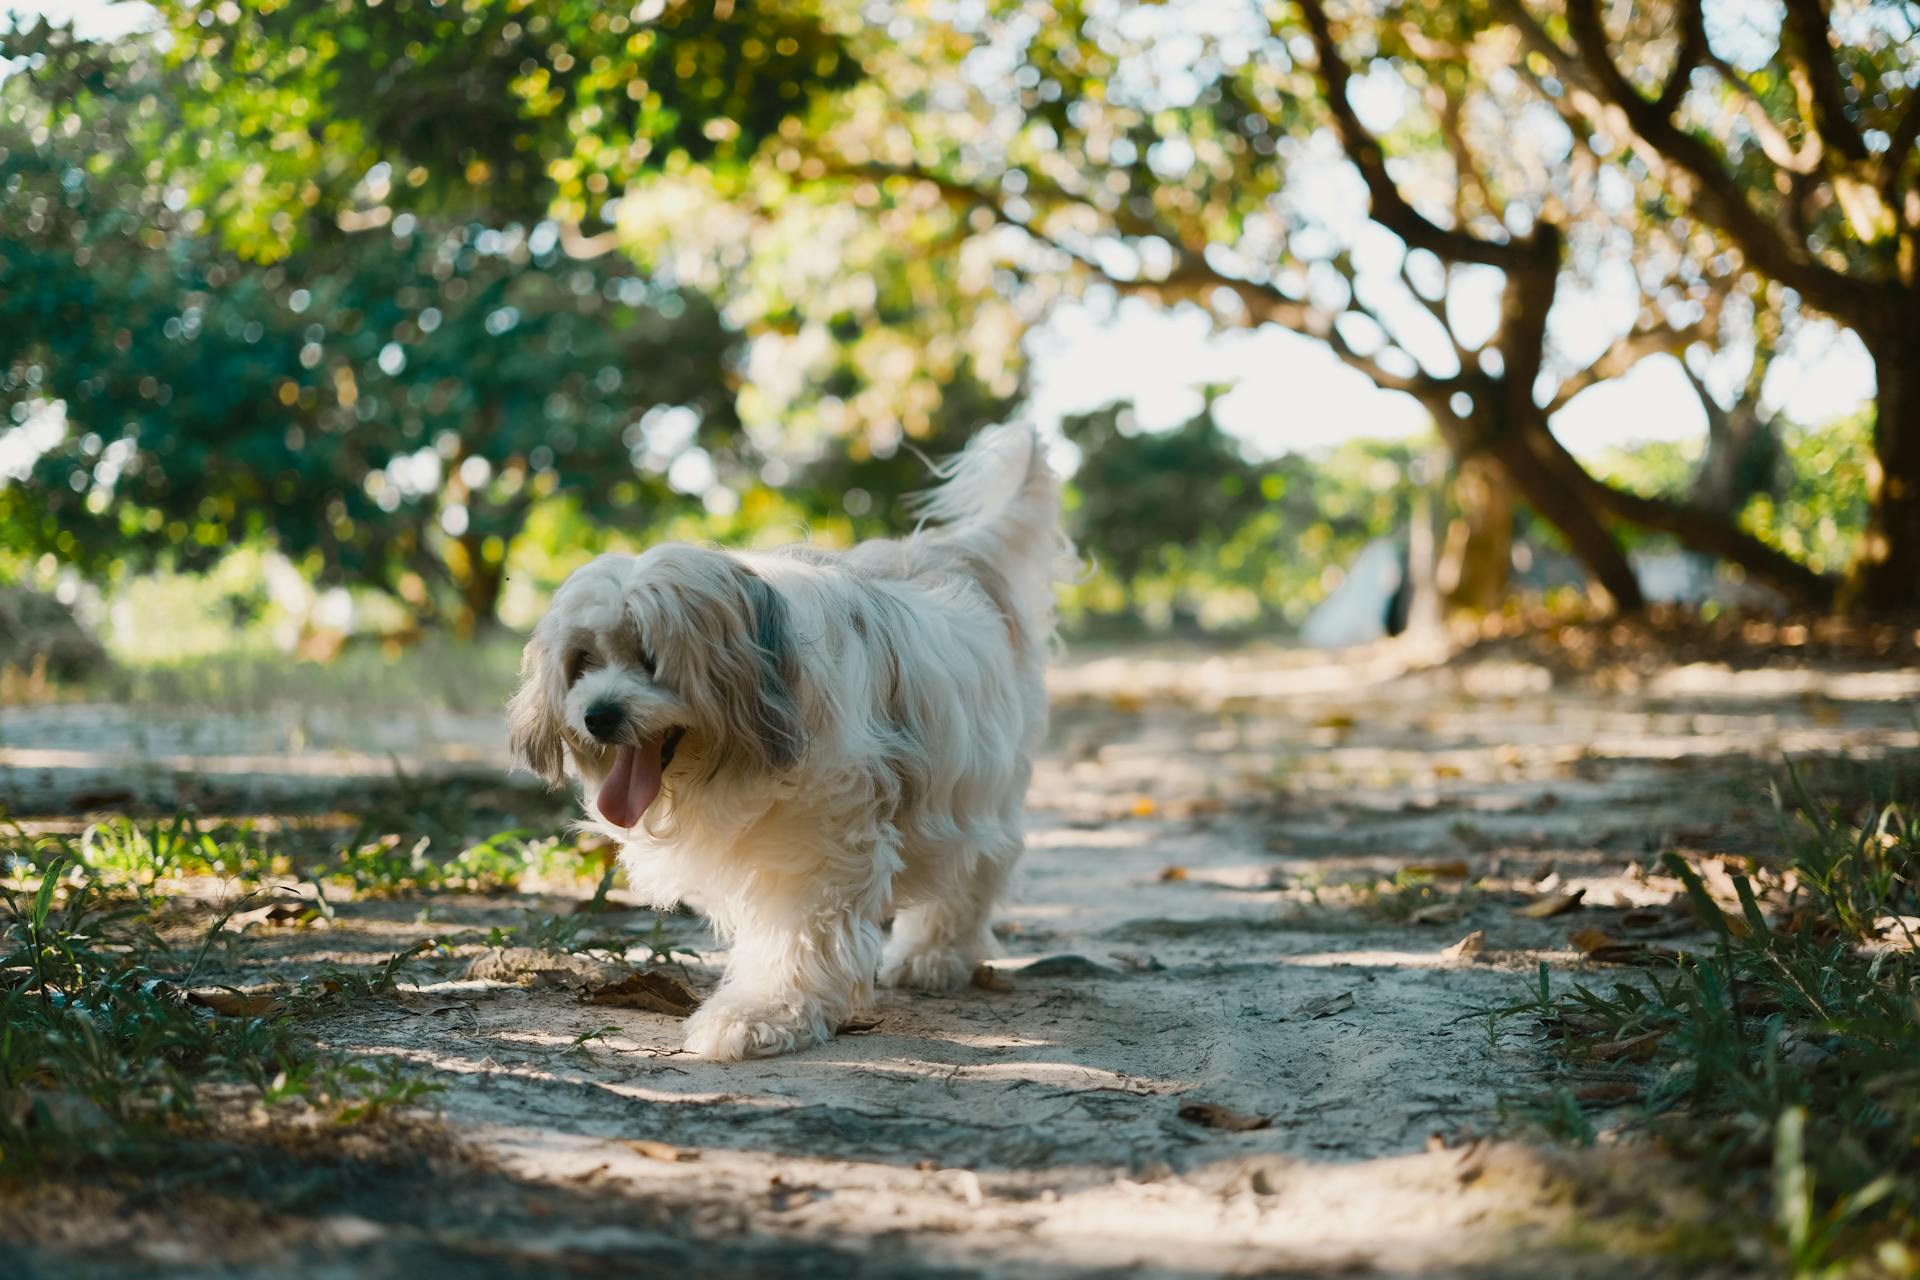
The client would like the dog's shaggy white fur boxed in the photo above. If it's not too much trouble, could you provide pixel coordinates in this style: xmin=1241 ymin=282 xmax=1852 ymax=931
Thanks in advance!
xmin=507 ymin=425 xmax=1067 ymax=1059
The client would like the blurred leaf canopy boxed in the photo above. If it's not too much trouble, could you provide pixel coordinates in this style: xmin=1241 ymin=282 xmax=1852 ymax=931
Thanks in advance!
xmin=2 ymin=0 xmax=1912 ymax=642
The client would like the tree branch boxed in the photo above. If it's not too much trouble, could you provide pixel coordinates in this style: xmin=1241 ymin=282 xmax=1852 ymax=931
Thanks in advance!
xmin=1654 ymin=0 xmax=1708 ymax=117
xmin=1569 ymin=460 xmax=1835 ymax=608
xmin=1544 ymin=312 xmax=1710 ymax=416
xmin=1699 ymin=48 xmax=1820 ymax=174
xmin=1426 ymin=80 xmax=1502 ymax=228
xmin=1779 ymin=0 xmax=1869 ymax=163
xmin=836 ymin=158 xmax=1442 ymax=395
xmin=1674 ymin=353 xmax=1733 ymax=444
xmin=1881 ymin=89 xmax=1920 ymax=209
xmin=1296 ymin=0 xmax=1527 ymax=270
xmin=1398 ymin=255 xmax=1476 ymax=367
xmin=1495 ymin=0 xmax=1864 ymax=320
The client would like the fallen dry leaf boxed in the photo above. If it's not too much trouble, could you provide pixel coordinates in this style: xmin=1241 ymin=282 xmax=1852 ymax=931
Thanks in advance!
xmin=1588 ymin=1030 xmax=1666 ymax=1062
xmin=1443 ymin=930 xmax=1486 ymax=959
xmin=837 ymin=1016 xmax=883 ymax=1034
xmin=1020 ymin=953 xmax=1119 ymax=979
xmin=1409 ymin=902 xmax=1465 ymax=926
xmin=581 ymin=970 xmax=701 ymax=1017
xmin=1430 ymin=764 xmax=1464 ymax=780
xmin=1543 ymin=1011 xmax=1611 ymax=1038
xmin=466 ymin=947 xmax=623 ymax=989
xmin=626 ymin=1140 xmax=698 ymax=1162
xmin=1405 ymin=860 xmax=1470 ymax=879
xmin=186 ymin=988 xmax=284 ymax=1018
xmin=971 ymin=963 xmax=1014 ymax=992
xmin=1130 ymin=797 xmax=1158 ymax=817
xmin=396 ymin=992 xmax=470 ymax=1017
xmin=222 ymin=900 xmax=319 ymax=932
xmin=1573 ymin=1082 xmax=1639 ymax=1103
xmin=1294 ymin=991 xmax=1355 ymax=1020
xmin=1178 ymin=1101 xmax=1272 ymax=1132
xmin=1568 ymin=927 xmax=1616 ymax=953
xmin=1731 ymin=981 xmax=1784 ymax=1017
xmin=1168 ymin=796 xmax=1228 ymax=820
xmin=1158 ymin=866 xmax=1189 ymax=882
xmin=1516 ymin=888 xmax=1586 ymax=919
xmin=1583 ymin=942 xmax=1684 ymax=966
xmin=1312 ymin=713 xmax=1356 ymax=733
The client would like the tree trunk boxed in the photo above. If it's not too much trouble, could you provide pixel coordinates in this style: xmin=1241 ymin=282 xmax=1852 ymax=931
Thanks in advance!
xmin=1685 ymin=326 xmax=1781 ymax=519
xmin=1479 ymin=226 xmax=1645 ymax=614
xmin=1489 ymin=425 xmax=1647 ymax=612
xmin=1437 ymin=454 xmax=1513 ymax=612
xmin=1847 ymin=336 xmax=1920 ymax=614
xmin=1400 ymin=446 xmax=1446 ymax=638
xmin=453 ymin=532 xmax=505 ymax=636
xmin=1692 ymin=400 xmax=1779 ymax=518
xmin=1518 ymin=412 xmax=1834 ymax=610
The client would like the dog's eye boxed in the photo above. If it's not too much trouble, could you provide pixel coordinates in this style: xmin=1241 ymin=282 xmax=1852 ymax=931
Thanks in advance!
xmin=565 ymin=649 xmax=599 ymax=684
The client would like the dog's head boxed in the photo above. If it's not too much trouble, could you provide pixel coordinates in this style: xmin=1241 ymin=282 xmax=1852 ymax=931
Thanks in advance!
xmin=507 ymin=546 xmax=805 ymax=830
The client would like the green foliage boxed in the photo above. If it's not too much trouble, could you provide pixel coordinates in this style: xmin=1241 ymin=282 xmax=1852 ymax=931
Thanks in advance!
xmin=1581 ymin=439 xmax=1704 ymax=511
xmin=72 ymin=813 xmax=288 ymax=887
xmin=1 ymin=26 xmax=744 ymax=628
xmin=325 ymin=827 xmax=581 ymax=898
xmin=1064 ymin=392 xmax=1272 ymax=586
xmin=1766 ymin=763 xmax=1917 ymax=948
xmin=0 ymin=853 xmax=436 ymax=1172
xmin=1062 ymin=397 xmax=1421 ymax=630
xmin=1741 ymin=413 xmax=1875 ymax=579
xmin=0 ymin=792 xmax=620 ymax=1173
xmin=1585 ymin=414 xmax=1872 ymax=579
xmin=3 ymin=0 xmax=1894 ymax=633
xmin=1492 ymin=774 xmax=1920 ymax=1275
xmin=145 ymin=0 xmax=857 ymax=257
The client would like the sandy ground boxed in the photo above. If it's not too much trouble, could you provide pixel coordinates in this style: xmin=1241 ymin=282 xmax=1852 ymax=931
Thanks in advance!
xmin=7 ymin=641 xmax=1920 ymax=1277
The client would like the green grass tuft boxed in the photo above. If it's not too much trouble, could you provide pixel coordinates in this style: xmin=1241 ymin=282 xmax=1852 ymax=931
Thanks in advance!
xmin=0 ymin=800 xmax=598 ymax=1177
xmin=1492 ymin=767 xmax=1920 ymax=1276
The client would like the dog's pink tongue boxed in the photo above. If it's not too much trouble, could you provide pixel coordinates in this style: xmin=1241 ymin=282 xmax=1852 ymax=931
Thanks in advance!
xmin=596 ymin=734 xmax=666 ymax=829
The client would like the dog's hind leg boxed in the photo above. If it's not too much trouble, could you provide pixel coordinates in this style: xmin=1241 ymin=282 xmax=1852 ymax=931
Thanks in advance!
xmin=879 ymin=835 xmax=1017 ymax=992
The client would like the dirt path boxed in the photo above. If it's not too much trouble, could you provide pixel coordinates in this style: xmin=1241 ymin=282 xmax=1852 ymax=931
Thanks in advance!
xmin=10 ymin=643 xmax=1920 ymax=1277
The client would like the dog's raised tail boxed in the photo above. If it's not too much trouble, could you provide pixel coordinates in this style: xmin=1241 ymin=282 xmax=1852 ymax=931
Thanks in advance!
xmin=908 ymin=423 xmax=1072 ymax=654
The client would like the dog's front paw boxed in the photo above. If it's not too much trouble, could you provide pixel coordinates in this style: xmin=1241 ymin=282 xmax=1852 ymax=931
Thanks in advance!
xmin=682 ymin=998 xmax=831 ymax=1061
xmin=878 ymin=945 xmax=975 ymax=993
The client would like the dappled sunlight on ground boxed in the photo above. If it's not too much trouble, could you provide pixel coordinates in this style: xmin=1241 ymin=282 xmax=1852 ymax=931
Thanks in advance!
xmin=6 ymin=638 xmax=1915 ymax=1275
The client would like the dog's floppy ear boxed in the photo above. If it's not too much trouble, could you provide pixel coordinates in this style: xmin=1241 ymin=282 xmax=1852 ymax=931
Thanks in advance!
xmin=506 ymin=627 xmax=569 ymax=787
xmin=679 ymin=562 xmax=805 ymax=778
xmin=735 ymin=568 xmax=806 ymax=772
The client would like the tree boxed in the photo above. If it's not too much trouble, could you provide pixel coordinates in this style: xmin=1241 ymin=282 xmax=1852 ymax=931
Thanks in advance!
xmin=1492 ymin=0 xmax=1919 ymax=610
xmin=1062 ymin=389 xmax=1271 ymax=585
xmin=1679 ymin=311 xmax=1785 ymax=519
xmin=58 ymin=1 xmax=1909 ymax=616
xmin=141 ymin=0 xmax=859 ymax=261
xmin=0 ymin=26 xmax=744 ymax=630
xmin=1061 ymin=395 xmax=1426 ymax=629
xmin=793 ymin=0 xmax=1838 ymax=611
xmin=133 ymin=0 xmax=1023 ymax=485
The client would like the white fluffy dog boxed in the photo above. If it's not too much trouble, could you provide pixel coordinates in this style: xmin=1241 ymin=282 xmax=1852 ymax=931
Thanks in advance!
xmin=507 ymin=425 xmax=1067 ymax=1060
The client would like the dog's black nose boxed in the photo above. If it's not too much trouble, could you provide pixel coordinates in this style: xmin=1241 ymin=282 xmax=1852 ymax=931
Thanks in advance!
xmin=583 ymin=702 xmax=623 ymax=743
